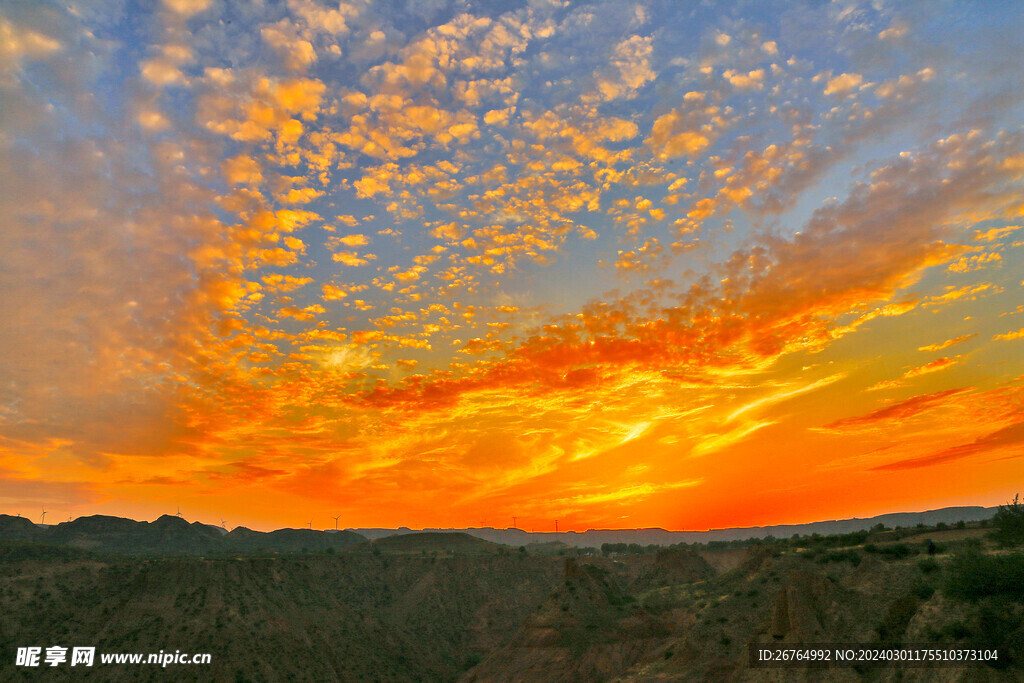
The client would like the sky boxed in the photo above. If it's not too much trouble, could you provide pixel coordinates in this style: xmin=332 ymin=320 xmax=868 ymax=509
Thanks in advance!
xmin=1 ymin=0 xmax=1023 ymax=533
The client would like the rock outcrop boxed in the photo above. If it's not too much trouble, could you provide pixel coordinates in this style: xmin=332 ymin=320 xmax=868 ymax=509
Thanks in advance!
xmin=766 ymin=568 xmax=841 ymax=641
xmin=634 ymin=547 xmax=715 ymax=589
xmin=462 ymin=558 xmax=669 ymax=682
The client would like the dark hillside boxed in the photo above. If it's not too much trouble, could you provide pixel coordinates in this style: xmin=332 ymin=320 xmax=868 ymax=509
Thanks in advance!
xmin=0 ymin=551 xmax=563 ymax=681
xmin=634 ymin=547 xmax=715 ymax=590
xmin=0 ymin=515 xmax=44 ymax=541
xmin=226 ymin=526 xmax=366 ymax=553
xmin=463 ymin=558 xmax=671 ymax=681
xmin=464 ymin=536 xmax=1024 ymax=680
xmin=3 ymin=518 xmax=1023 ymax=680
xmin=373 ymin=532 xmax=501 ymax=554
xmin=0 ymin=514 xmax=366 ymax=556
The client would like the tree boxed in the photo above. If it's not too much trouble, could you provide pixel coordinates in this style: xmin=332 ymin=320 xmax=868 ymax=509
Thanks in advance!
xmin=989 ymin=494 xmax=1024 ymax=548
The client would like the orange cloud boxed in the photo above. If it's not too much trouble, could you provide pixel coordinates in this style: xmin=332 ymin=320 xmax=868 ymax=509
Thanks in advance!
xmin=4 ymin=0 xmax=1024 ymax=533
xmin=819 ymin=388 xmax=969 ymax=432
xmin=918 ymin=334 xmax=976 ymax=352
xmin=994 ymin=328 xmax=1024 ymax=342
xmin=903 ymin=356 xmax=961 ymax=379
xmin=875 ymin=421 xmax=1024 ymax=470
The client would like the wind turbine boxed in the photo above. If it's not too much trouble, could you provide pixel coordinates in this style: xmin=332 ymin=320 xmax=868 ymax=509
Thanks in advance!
xmin=554 ymin=519 xmax=559 ymax=533
xmin=176 ymin=506 xmax=183 ymax=519
xmin=40 ymin=507 xmax=47 ymax=525
xmin=221 ymin=519 xmax=227 ymax=530
xmin=331 ymin=515 xmax=341 ymax=530
xmin=307 ymin=521 xmax=312 ymax=530
xmin=512 ymin=516 xmax=518 ymax=529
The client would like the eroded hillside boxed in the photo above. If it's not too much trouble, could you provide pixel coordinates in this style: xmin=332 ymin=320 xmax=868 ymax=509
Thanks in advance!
xmin=1 ymin=523 xmax=1021 ymax=681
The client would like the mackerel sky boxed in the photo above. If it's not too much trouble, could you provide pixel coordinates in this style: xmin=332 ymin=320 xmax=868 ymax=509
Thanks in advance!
xmin=1 ymin=0 xmax=1022 ymax=531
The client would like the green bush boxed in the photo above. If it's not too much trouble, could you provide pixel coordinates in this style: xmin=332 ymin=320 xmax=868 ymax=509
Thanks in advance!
xmin=865 ymin=543 xmax=913 ymax=560
xmin=818 ymin=549 xmax=861 ymax=566
xmin=944 ymin=550 xmax=1024 ymax=601
xmin=942 ymin=621 xmax=972 ymax=639
xmin=989 ymin=494 xmax=1024 ymax=547
xmin=911 ymin=582 xmax=935 ymax=600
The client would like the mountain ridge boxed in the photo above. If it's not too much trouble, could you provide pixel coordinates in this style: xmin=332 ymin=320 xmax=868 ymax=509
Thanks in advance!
xmin=348 ymin=505 xmax=997 ymax=547
xmin=0 ymin=513 xmax=366 ymax=555
xmin=0 ymin=505 xmax=996 ymax=554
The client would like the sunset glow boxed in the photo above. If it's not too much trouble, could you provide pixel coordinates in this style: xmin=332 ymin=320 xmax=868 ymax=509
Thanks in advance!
xmin=2 ymin=0 xmax=1023 ymax=532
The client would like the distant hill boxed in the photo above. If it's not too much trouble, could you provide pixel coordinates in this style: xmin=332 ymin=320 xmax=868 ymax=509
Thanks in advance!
xmin=0 ymin=515 xmax=42 ymax=541
xmin=349 ymin=505 xmax=998 ymax=548
xmin=45 ymin=515 xmax=225 ymax=555
xmin=226 ymin=526 xmax=366 ymax=553
xmin=373 ymin=531 xmax=500 ymax=554
xmin=0 ymin=514 xmax=366 ymax=556
xmin=0 ymin=504 xmax=998 ymax=556
xmin=351 ymin=526 xmax=416 ymax=540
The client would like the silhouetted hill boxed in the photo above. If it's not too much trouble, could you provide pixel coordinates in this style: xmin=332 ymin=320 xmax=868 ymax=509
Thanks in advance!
xmin=349 ymin=526 xmax=416 ymax=540
xmin=373 ymin=532 xmax=501 ymax=554
xmin=350 ymin=505 xmax=997 ymax=547
xmin=41 ymin=514 xmax=226 ymax=555
xmin=0 ymin=505 xmax=998 ymax=558
xmin=0 ymin=515 xmax=42 ymax=541
xmin=226 ymin=526 xmax=366 ymax=553
xmin=0 ymin=514 xmax=366 ymax=556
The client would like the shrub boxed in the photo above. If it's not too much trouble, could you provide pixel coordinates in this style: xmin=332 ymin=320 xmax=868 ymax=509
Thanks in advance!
xmin=944 ymin=550 xmax=1024 ymax=601
xmin=461 ymin=653 xmax=483 ymax=670
xmin=942 ymin=621 xmax=972 ymax=639
xmin=819 ymin=549 xmax=861 ymax=566
xmin=911 ymin=582 xmax=935 ymax=600
xmin=989 ymin=494 xmax=1024 ymax=548
xmin=865 ymin=543 xmax=912 ymax=560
